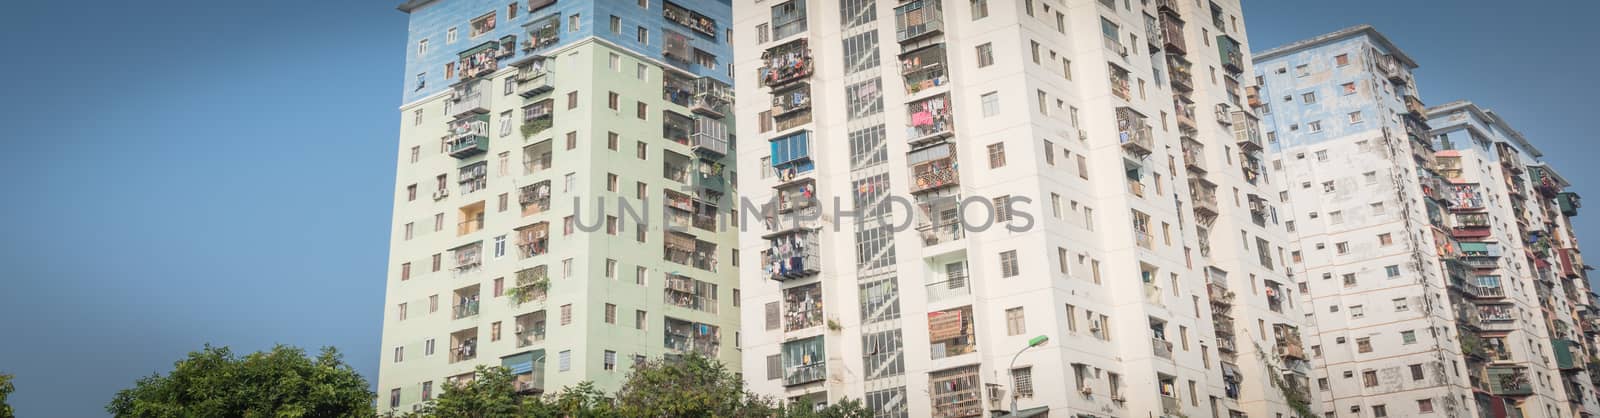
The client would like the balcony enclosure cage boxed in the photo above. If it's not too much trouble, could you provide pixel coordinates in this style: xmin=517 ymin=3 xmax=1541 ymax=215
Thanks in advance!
xmin=445 ymin=114 xmax=491 ymax=159
xmin=908 ymin=143 xmax=958 ymax=193
xmin=664 ymin=273 xmax=718 ymax=313
xmin=764 ymin=229 xmax=820 ymax=281
xmin=1116 ymin=107 xmax=1153 ymax=156
xmin=663 ymin=317 xmax=720 ymax=357
xmin=760 ymin=39 xmax=813 ymax=87
xmin=663 ymin=111 xmax=693 ymax=146
xmin=782 ymin=283 xmax=823 ymax=332
xmin=781 ymin=336 xmax=825 ymax=386
xmin=515 ymin=222 xmax=549 ymax=258
xmin=916 ymin=192 xmax=965 ymax=246
xmin=521 ymin=99 xmax=554 ymax=138
xmin=770 ymin=130 xmax=814 ymax=181
xmin=900 ymin=44 xmax=949 ymax=95
xmin=514 ymin=312 xmax=547 ymax=346
xmin=893 ymin=0 xmax=944 ymax=43
xmin=928 ymin=305 xmax=977 ymax=359
xmin=522 ymin=14 xmax=561 ymax=52
xmin=662 ymin=1 xmax=717 ymax=39
xmin=906 ymin=93 xmax=955 ymax=145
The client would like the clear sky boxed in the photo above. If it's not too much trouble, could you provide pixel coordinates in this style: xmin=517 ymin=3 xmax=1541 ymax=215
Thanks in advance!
xmin=0 ymin=1 xmax=1593 ymax=417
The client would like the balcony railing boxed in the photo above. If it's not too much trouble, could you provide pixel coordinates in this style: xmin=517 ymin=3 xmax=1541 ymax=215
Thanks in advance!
xmin=446 ymin=91 xmax=489 ymax=117
xmin=1217 ymin=34 xmax=1243 ymax=74
xmin=1117 ymin=107 xmax=1153 ymax=156
xmin=917 ymin=220 xmax=964 ymax=247
xmin=691 ymin=120 xmax=730 ymax=157
xmin=453 ymin=300 xmax=480 ymax=319
xmin=1161 ymin=14 xmax=1186 ymax=54
xmin=910 ymin=159 xmax=958 ymax=193
xmin=515 ymin=66 xmax=553 ymax=98
xmin=1153 ymin=338 xmax=1174 ymax=359
xmin=1168 ymin=55 xmax=1194 ymax=92
xmin=784 ymin=362 xmax=826 ymax=386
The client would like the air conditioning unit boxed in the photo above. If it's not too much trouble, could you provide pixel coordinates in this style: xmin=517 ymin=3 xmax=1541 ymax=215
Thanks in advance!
xmin=1089 ymin=319 xmax=1104 ymax=333
xmin=1078 ymin=129 xmax=1089 ymax=142
xmin=1110 ymin=394 xmax=1127 ymax=402
xmin=1118 ymin=45 xmax=1130 ymax=57
xmin=433 ymin=189 xmax=450 ymax=200
xmin=1080 ymin=386 xmax=1094 ymax=396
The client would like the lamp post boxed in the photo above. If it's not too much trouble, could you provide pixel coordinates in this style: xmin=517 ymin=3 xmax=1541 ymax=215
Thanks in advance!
xmin=1007 ymin=335 xmax=1050 ymax=416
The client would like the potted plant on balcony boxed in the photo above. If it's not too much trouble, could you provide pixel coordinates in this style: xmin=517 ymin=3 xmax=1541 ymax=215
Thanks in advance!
xmin=521 ymin=117 xmax=553 ymax=139
xmin=506 ymin=274 xmax=550 ymax=306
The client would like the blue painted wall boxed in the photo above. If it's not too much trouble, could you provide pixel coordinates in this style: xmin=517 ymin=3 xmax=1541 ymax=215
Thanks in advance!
xmin=401 ymin=0 xmax=733 ymax=104
xmin=1253 ymin=34 xmax=1415 ymax=153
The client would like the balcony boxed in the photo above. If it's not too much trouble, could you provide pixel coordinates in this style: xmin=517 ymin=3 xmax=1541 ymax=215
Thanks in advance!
xmin=503 ymin=350 xmax=545 ymax=395
xmin=457 ymin=39 xmax=510 ymax=81
xmin=930 ymin=366 xmax=982 ymax=418
xmin=782 ymin=283 xmax=823 ymax=332
xmin=1559 ymin=192 xmax=1582 ymax=216
xmin=1479 ymin=304 xmax=1515 ymax=324
xmin=521 ymin=14 xmax=561 ymax=52
xmin=771 ymin=83 xmax=812 ymax=117
xmin=1161 ymin=395 xmax=1182 ymax=416
xmin=1109 ymin=63 xmax=1132 ymax=100
xmin=901 ymin=45 xmax=949 ymax=96
xmin=1404 ymin=94 xmax=1427 ymax=117
xmin=450 ymin=328 xmax=478 ymax=364
xmin=893 ymin=0 xmax=944 ymax=43
xmin=909 ymin=143 xmax=959 ymax=193
xmin=764 ymin=230 xmax=820 ymax=281
xmin=1273 ymin=324 xmax=1305 ymax=360
xmin=1448 ymin=184 xmax=1486 ymax=211
xmin=1161 ymin=15 xmax=1185 ymax=54
xmin=514 ymin=58 xmax=553 ymax=98
xmin=1488 ymin=366 xmax=1533 ymax=396
xmin=928 ymin=306 xmax=977 ymax=359
xmin=518 ymin=181 xmax=551 ymax=216
xmin=1216 ymin=34 xmax=1243 ymax=74
xmin=690 ymin=116 xmax=729 ymax=157
xmin=917 ymin=195 xmax=964 ymax=247
xmin=906 ymin=93 xmax=955 ymax=145
xmin=515 ymin=222 xmax=549 ymax=258
xmin=1231 ymin=110 xmax=1262 ymax=151
xmin=689 ymin=77 xmax=731 ymax=119
xmin=1376 ymin=54 xmax=1407 ymax=84
xmin=663 ymin=231 xmax=718 ymax=272
xmin=446 ymin=87 xmax=490 ymax=118
xmin=663 ymin=317 xmax=720 ymax=357
xmin=1173 ymin=97 xmax=1197 ymax=130
xmin=1117 ymin=107 xmax=1154 ymax=156
xmin=514 ymin=311 xmax=547 ymax=347
xmin=926 ymin=261 xmax=971 ymax=304
xmin=664 ymin=273 xmax=719 ymax=314
xmin=458 ymin=162 xmax=488 ymax=195
xmin=453 ymin=298 xmax=480 ymax=319
xmin=518 ymin=99 xmax=554 ymax=139
xmin=510 ymin=267 xmax=549 ymax=306
xmin=770 ymin=130 xmax=814 ymax=182
xmin=1560 ymin=248 xmax=1583 ymax=279
xmin=1181 ymin=137 xmax=1207 ymax=173
xmin=662 ymin=0 xmax=717 ymax=39
xmin=759 ymin=39 xmax=813 ymax=88
xmin=1167 ymin=55 xmax=1194 ymax=93
xmin=1152 ymin=337 xmax=1174 ymax=359
xmin=457 ymin=202 xmax=486 ymax=236
xmin=1191 ymin=179 xmax=1219 ymax=218
xmin=445 ymin=114 xmax=491 ymax=159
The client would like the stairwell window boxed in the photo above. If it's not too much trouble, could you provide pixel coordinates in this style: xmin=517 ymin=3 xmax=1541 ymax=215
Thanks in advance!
xmin=981 ymin=92 xmax=999 ymax=116
xmin=1005 ymin=307 xmax=1026 ymax=335
xmin=988 ymin=143 xmax=1007 ymax=168
xmin=1012 ymin=367 xmax=1034 ymax=398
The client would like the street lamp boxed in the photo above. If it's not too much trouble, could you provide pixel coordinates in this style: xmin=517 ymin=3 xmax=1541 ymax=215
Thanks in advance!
xmin=1007 ymin=335 xmax=1050 ymax=416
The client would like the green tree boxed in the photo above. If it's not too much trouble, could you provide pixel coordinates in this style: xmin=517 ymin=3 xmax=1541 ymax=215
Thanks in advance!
xmin=1 ymin=372 xmax=15 ymax=418
xmin=107 ymin=344 xmax=374 ymax=418
xmin=613 ymin=354 xmax=773 ymax=418
xmin=405 ymin=354 xmax=874 ymax=418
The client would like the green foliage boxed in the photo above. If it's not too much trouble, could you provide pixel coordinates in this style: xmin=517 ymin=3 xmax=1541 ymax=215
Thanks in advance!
xmin=403 ymin=354 xmax=872 ymax=418
xmin=520 ymin=118 xmax=553 ymax=139
xmin=106 ymin=345 xmax=374 ymax=418
xmin=1 ymin=373 xmax=15 ymax=418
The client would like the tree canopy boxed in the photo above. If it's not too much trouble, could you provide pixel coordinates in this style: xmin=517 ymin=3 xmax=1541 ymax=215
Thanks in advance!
xmin=1 ymin=372 xmax=15 ymax=418
xmin=405 ymin=354 xmax=869 ymax=418
xmin=106 ymin=345 xmax=374 ymax=418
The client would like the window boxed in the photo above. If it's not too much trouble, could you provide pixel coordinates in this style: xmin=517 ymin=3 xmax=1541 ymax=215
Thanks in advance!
xmin=609 ymin=15 xmax=621 ymax=34
xmin=1357 ymin=337 xmax=1372 ymax=352
xmin=604 ymin=350 xmax=617 ymax=371
xmin=981 ymin=92 xmax=999 ymax=116
xmin=971 ymin=0 xmax=989 ymax=19
xmin=1401 ymin=330 xmax=1417 ymax=344
xmin=1308 ymin=121 xmax=1322 ymax=132
xmin=1386 ymin=265 xmax=1401 ymax=278
xmin=559 ymin=350 xmax=572 ymax=371
xmin=987 ymin=143 xmax=1006 ymax=168
xmin=1417 ymin=399 xmax=1433 ymax=413
xmin=608 ymin=92 xmax=619 ymax=110
xmin=636 ymin=310 xmax=647 ymax=329
xmin=637 ymin=102 xmax=648 ymax=119
xmin=1362 ymin=370 xmax=1378 ymax=387
xmin=560 ymin=304 xmax=573 ymax=325
xmin=493 ymin=235 xmax=507 ymax=258
xmin=401 ymin=263 xmax=411 ymax=280
xmin=976 ymin=43 xmax=994 ymax=67
xmin=1302 ymin=92 xmax=1317 ymax=103
xmin=1005 ymin=307 xmax=1026 ymax=335
xmin=1000 ymin=250 xmax=1019 ymax=277
xmin=637 ymin=27 xmax=650 ymax=44
xmin=1349 ymin=111 xmax=1363 ymax=124
xmin=1336 ymin=242 xmax=1349 ymax=254
xmin=390 ymin=389 xmax=401 ymax=408
xmin=447 ymin=27 xmax=458 ymax=43
xmin=1379 ymin=233 xmax=1393 ymax=246
xmin=568 ymin=13 xmax=580 ymax=32
xmin=605 ymin=303 xmax=616 ymax=324
xmin=1012 ymin=367 xmax=1034 ymax=398
xmin=1294 ymin=64 xmax=1309 ymax=77
xmin=1373 ymin=405 xmax=1388 ymax=418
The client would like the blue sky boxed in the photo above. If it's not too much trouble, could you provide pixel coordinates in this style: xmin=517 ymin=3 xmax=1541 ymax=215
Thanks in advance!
xmin=0 ymin=1 xmax=1593 ymax=417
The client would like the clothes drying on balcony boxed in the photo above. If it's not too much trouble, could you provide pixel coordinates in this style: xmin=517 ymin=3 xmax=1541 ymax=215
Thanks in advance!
xmin=766 ymin=233 xmax=814 ymax=277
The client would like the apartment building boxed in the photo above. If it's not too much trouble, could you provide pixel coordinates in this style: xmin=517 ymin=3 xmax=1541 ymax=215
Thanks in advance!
xmin=734 ymin=1 xmax=1306 ymax=417
xmin=1426 ymin=101 xmax=1600 ymax=418
xmin=1254 ymin=25 xmax=1600 ymax=418
xmin=379 ymin=0 xmax=738 ymax=412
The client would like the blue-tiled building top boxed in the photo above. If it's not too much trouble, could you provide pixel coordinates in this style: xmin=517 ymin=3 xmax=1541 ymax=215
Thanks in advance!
xmin=1252 ymin=26 xmax=1418 ymax=152
xmin=400 ymin=0 xmax=733 ymax=104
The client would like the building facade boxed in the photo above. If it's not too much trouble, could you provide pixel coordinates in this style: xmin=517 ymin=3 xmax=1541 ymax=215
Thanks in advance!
xmin=379 ymin=0 xmax=738 ymax=413
xmin=734 ymin=1 xmax=1307 ymax=417
xmin=1254 ymin=25 xmax=1600 ymax=418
